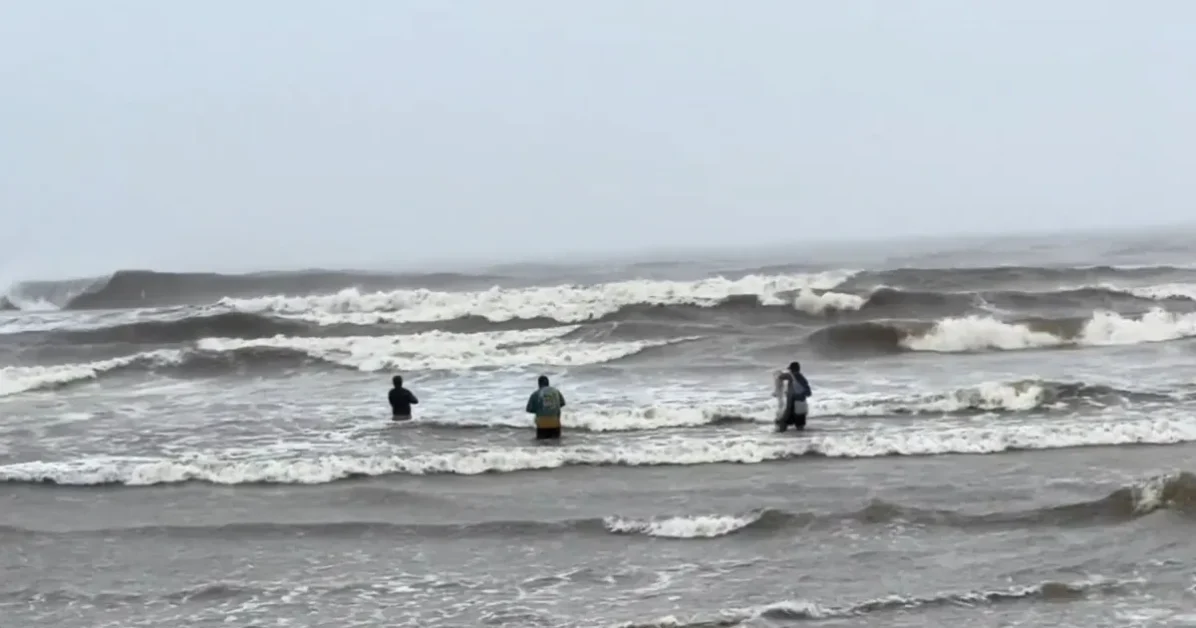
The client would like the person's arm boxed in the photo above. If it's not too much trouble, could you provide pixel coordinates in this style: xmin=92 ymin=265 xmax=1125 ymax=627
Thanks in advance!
xmin=406 ymin=389 xmax=419 ymax=404
xmin=799 ymin=374 xmax=812 ymax=397
xmin=526 ymin=391 xmax=538 ymax=414
xmin=559 ymin=391 xmax=566 ymax=408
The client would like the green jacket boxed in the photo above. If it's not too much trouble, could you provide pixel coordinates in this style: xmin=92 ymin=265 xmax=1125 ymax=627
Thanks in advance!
xmin=526 ymin=385 xmax=566 ymax=416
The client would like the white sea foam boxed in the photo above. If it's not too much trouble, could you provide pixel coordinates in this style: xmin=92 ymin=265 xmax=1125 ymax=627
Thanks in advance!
xmin=786 ymin=280 xmax=1196 ymax=320
xmin=425 ymin=403 xmax=776 ymax=432
xmin=0 ymin=350 xmax=183 ymax=397
xmin=787 ymin=288 xmax=868 ymax=314
xmin=1080 ymin=308 xmax=1196 ymax=345
xmin=427 ymin=380 xmax=1063 ymax=431
xmin=545 ymin=379 xmax=1133 ymax=430
xmin=603 ymin=512 xmax=764 ymax=538
xmin=196 ymin=328 xmax=683 ymax=372
xmin=1125 ymin=471 xmax=1196 ymax=515
xmin=218 ymin=271 xmax=857 ymax=325
xmin=409 ymin=379 xmax=1062 ymax=433
xmin=0 ymin=328 xmax=676 ymax=397
xmin=815 ymin=380 xmax=1065 ymax=416
xmin=0 ymin=295 xmax=57 ymax=311
xmin=6 ymin=416 xmax=1195 ymax=485
xmin=902 ymin=307 xmax=1196 ymax=352
xmin=902 ymin=316 xmax=1061 ymax=352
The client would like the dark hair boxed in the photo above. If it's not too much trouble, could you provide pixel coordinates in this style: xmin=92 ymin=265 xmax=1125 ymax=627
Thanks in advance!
xmin=788 ymin=361 xmax=801 ymax=373
xmin=537 ymin=375 xmax=550 ymax=386
xmin=393 ymin=375 xmax=403 ymax=387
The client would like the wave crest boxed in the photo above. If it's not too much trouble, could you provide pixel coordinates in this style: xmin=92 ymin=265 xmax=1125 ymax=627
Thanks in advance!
xmin=7 ymin=473 xmax=1193 ymax=537
xmin=809 ymin=307 xmax=1196 ymax=355
xmin=8 ymin=263 xmax=1196 ymax=318
xmin=5 ymin=421 xmax=1196 ymax=485
xmin=0 ymin=328 xmax=683 ymax=396
xmin=624 ymin=574 xmax=1136 ymax=627
xmin=8 ymin=269 xmax=508 ymax=310
xmin=603 ymin=512 xmax=770 ymax=538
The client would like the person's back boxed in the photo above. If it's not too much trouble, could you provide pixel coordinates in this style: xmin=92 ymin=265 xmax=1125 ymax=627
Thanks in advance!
xmin=789 ymin=371 xmax=811 ymax=402
xmin=526 ymin=375 xmax=566 ymax=440
xmin=388 ymin=375 xmax=418 ymax=421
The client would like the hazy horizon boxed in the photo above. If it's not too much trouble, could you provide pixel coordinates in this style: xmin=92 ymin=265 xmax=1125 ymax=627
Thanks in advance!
xmin=6 ymin=220 xmax=1195 ymax=286
xmin=4 ymin=1 xmax=1195 ymax=282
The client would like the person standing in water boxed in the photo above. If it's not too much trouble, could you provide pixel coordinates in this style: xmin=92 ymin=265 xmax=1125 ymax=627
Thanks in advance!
xmin=776 ymin=361 xmax=812 ymax=432
xmin=388 ymin=375 xmax=419 ymax=421
xmin=526 ymin=374 xmax=566 ymax=440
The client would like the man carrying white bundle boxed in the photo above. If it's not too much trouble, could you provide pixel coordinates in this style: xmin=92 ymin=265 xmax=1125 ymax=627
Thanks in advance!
xmin=775 ymin=361 xmax=812 ymax=432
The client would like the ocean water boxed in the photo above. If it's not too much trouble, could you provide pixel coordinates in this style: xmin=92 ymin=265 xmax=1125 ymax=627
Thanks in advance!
xmin=4 ymin=229 xmax=1196 ymax=627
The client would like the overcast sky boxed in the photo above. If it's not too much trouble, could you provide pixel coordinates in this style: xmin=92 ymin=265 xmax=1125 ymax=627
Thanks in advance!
xmin=2 ymin=1 xmax=1195 ymax=279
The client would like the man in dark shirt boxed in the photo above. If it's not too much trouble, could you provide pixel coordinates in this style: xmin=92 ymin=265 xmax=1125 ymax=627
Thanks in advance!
xmin=388 ymin=375 xmax=419 ymax=421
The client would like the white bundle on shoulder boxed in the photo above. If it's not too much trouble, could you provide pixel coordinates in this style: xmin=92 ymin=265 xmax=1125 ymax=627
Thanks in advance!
xmin=772 ymin=370 xmax=789 ymax=420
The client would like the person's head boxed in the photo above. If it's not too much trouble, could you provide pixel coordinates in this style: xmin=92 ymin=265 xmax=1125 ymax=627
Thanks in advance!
xmin=537 ymin=375 xmax=550 ymax=388
xmin=788 ymin=361 xmax=801 ymax=374
xmin=392 ymin=375 xmax=403 ymax=388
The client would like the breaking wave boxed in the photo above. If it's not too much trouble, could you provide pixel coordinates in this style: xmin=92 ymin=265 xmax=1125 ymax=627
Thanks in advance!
xmin=0 ymin=308 xmax=573 ymax=342
xmin=8 ymin=283 xmax=1196 ymax=350
xmin=840 ymin=263 xmax=1196 ymax=292
xmin=220 ymin=279 xmax=1196 ymax=328
xmin=12 ymin=261 xmax=1190 ymax=305
xmin=832 ymin=379 xmax=1183 ymax=414
xmin=0 ymin=327 xmax=686 ymax=396
xmin=39 ymin=311 xmax=320 ymax=344
xmin=808 ymin=307 xmax=1196 ymax=356
xmin=6 ymin=419 xmax=1196 ymax=485
xmin=218 ymin=271 xmax=857 ymax=324
xmin=10 ymin=269 xmax=510 ymax=310
xmin=6 ymin=471 xmax=1193 ymax=537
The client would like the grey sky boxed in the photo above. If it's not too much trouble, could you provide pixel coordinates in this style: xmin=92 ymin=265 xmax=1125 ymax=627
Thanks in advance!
xmin=2 ymin=1 xmax=1194 ymax=279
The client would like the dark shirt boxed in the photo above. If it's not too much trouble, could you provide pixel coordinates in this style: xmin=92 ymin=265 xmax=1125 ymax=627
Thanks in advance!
xmin=786 ymin=372 xmax=812 ymax=401
xmin=388 ymin=387 xmax=419 ymax=415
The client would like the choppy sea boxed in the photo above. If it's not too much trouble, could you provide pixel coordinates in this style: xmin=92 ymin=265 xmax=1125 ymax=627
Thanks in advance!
xmin=4 ymin=229 xmax=1196 ymax=627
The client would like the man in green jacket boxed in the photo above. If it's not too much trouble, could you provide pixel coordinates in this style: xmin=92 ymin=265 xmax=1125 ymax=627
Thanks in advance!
xmin=526 ymin=375 xmax=566 ymax=440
